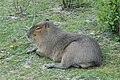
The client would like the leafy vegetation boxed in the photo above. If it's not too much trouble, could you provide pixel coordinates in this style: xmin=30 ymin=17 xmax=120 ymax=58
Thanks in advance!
xmin=94 ymin=0 xmax=120 ymax=41
xmin=0 ymin=0 xmax=120 ymax=80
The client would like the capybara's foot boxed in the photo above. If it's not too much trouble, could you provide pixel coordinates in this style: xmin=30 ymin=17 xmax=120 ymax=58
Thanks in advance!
xmin=44 ymin=63 xmax=68 ymax=69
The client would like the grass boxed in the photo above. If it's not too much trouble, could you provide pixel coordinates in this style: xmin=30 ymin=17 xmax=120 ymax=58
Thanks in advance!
xmin=0 ymin=0 xmax=120 ymax=80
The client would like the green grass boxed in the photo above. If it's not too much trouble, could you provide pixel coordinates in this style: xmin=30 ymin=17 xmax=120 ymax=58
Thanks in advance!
xmin=0 ymin=0 xmax=120 ymax=80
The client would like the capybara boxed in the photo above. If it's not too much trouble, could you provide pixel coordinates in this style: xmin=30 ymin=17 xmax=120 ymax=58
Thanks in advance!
xmin=27 ymin=20 xmax=102 ymax=69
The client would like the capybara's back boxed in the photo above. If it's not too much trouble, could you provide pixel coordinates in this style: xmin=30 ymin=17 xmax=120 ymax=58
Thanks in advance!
xmin=27 ymin=20 xmax=102 ymax=69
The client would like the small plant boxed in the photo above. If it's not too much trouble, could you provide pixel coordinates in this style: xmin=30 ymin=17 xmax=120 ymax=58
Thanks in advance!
xmin=12 ymin=0 xmax=31 ymax=16
xmin=61 ymin=0 xmax=92 ymax=9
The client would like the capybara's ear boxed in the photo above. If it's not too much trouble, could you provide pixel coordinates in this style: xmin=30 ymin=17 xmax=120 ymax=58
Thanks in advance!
xmin=44 ymin=21 xmax=50 ymax=28
xmin=45 ymin=19 xmax=49 ymax=21
xmin=44 ymin=19 xmax=50 ymax=28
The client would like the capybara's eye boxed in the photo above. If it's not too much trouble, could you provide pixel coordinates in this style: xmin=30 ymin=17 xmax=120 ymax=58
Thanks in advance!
xmin=36 ymin=27 xmax=42 ymax=30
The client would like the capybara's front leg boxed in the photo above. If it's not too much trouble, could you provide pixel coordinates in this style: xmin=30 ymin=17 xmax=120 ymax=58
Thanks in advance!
xmin=25 ymin=47 xmax=46 ymax=57
xmin=25 ymin=47 xmax=38 ymax=54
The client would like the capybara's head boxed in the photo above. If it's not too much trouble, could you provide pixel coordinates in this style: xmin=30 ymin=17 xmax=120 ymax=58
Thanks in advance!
xmin=27 ymin=20 xmax=51 ymax=43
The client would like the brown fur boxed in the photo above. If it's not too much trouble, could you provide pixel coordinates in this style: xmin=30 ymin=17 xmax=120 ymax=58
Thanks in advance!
xmin=27 ymin=20 xmax=102 ymax=69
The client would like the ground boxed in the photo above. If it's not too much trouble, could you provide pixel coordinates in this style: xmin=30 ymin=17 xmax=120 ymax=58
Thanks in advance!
xmin=0 ymin=0 xmax=120 ymax=80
